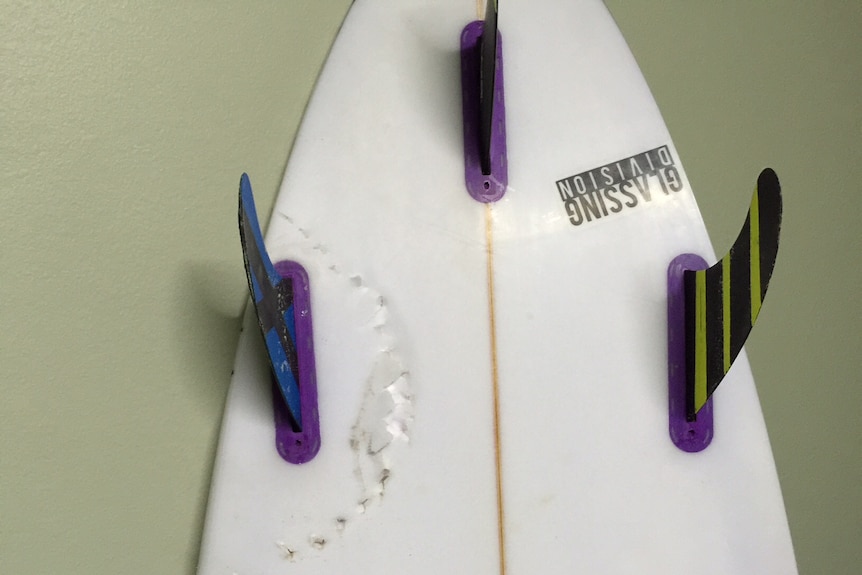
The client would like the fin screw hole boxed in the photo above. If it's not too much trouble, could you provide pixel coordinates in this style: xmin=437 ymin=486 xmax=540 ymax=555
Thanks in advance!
xmin=483 ymin=180 xmax=490 ymax=190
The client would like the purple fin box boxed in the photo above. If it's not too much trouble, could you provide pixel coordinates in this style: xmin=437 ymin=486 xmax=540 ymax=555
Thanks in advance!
xmin=461 ymin=21 xmax=507 ymax=203
xmin=667 ymin=254 xmax=713 ymax=452
xmin=272 ymin=260 xmax=320 ymax=464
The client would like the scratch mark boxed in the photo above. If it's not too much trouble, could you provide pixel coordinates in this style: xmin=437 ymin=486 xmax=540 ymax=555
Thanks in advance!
xmin=356 ymin=499 xmax=368 ymax=514
xmin=309 ymin=535 xmax=326 ymax=550
xmin=275 ymin=541 xmax=296 ymax=561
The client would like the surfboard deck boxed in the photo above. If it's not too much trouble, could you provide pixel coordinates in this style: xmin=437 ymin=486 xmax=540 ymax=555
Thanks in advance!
xmin=197 ymin=1 xmax=797 ymax=573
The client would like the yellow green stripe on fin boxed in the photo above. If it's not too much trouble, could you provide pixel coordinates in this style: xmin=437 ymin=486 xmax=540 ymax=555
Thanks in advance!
xmin=694 ymin=271 xmax=708 ymax=413
xmin=750 ymin=186 xmax=762 ymax=323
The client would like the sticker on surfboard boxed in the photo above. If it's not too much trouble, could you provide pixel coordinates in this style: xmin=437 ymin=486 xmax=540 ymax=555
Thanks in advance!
xmin=556 ymin=145 xmax=685 ymax=228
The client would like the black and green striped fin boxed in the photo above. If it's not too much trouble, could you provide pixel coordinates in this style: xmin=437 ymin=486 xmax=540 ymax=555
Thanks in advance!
xmin=684 ymin=168 xmax=783 ymax=420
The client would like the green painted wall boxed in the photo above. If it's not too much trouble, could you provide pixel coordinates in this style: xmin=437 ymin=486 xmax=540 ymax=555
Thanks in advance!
xmin=2 ymin=2 xmax=859 ymax=573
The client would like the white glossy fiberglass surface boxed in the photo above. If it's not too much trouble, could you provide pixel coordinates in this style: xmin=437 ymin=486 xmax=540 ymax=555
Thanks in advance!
xmin=198 ymin=1 xmax=796 ymax=573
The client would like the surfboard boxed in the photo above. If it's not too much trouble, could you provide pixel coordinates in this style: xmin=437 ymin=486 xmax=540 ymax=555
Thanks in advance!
xmin=197 ymin=1 xmax=797 ymax=573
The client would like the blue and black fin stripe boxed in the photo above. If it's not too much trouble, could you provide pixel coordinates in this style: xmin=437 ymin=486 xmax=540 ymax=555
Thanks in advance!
xmin=238 ymin=174 xmax=303 ymax=429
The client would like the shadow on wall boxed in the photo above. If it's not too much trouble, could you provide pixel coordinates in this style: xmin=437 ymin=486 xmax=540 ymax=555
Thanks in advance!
xmin=171 ymin=259 xmax=246 ymax=574
xmin=172 ymin=259 xmax=246 ymax=414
